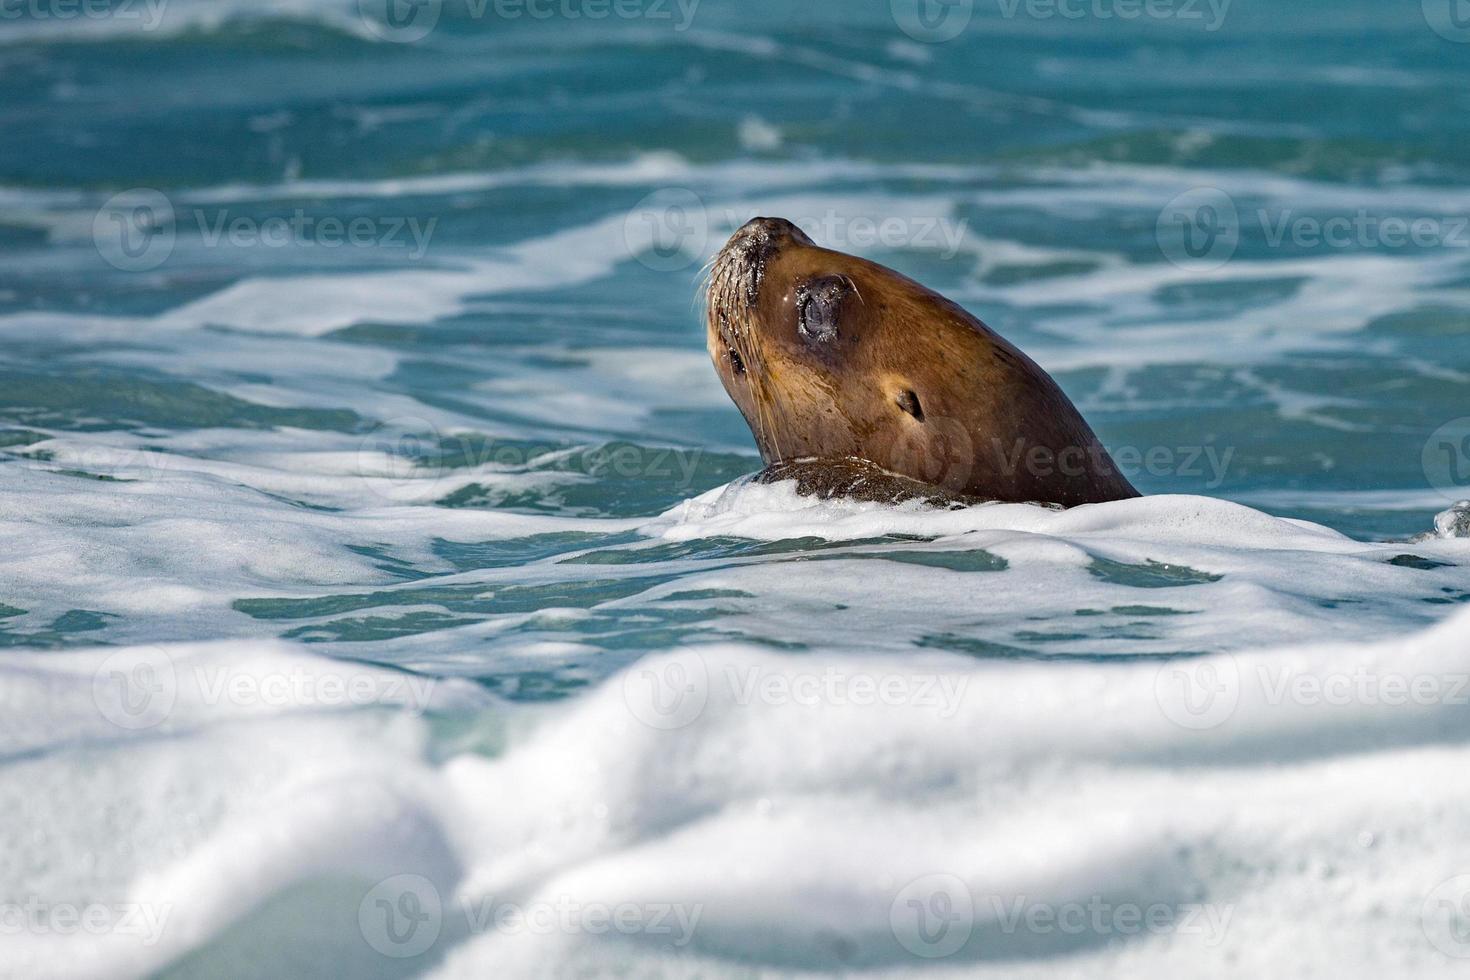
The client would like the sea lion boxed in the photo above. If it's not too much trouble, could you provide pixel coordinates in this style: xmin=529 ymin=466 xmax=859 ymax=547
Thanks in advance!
xmin=704 ymin=217 xmax=1139 ymax=508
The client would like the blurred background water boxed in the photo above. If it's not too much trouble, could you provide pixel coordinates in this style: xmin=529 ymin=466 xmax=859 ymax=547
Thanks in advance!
xmin=4 ymin=1 xmax=1470 ymax=976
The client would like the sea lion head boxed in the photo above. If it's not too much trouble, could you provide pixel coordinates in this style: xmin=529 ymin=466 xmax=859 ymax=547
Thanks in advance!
xmin=704 ymin=216 xmax=1138 ymax=506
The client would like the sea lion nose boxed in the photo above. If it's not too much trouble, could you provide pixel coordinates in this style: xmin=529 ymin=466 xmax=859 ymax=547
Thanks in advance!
xmin=736 ymin=217 xmax=812 ymax=247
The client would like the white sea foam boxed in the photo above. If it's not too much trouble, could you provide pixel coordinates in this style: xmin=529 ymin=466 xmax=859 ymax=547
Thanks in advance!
xmin=5 ymin=427 xmax=1465 ymax=668
xmin=633 ymin=481 xmax=1470 ymax=654
xmin=6 ymin=609 xmax=1470 ymax=978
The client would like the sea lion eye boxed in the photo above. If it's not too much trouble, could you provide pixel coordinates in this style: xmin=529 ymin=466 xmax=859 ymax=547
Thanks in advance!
xmin=728 ymin=348 xmax=745 ymax=375
xmin=796 ymin=276 xmax=849 ymax=344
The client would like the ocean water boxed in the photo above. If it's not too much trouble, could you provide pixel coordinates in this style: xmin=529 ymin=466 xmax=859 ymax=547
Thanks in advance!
xmin=3 ymin=0 xmax=1470 ymax=976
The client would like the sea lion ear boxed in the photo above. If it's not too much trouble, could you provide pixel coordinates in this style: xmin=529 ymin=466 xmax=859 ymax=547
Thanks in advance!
xmin=795 ymin=275 xmax=850 ymax=344
xmin=895 ymin=389 xmax=925 ymax=422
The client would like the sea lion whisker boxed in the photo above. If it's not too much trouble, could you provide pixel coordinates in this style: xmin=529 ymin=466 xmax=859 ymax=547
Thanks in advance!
xmin=753 ymin=370 xmax=783 ymax=461
xmin=697 ymin=251 xmax=720 ymax=280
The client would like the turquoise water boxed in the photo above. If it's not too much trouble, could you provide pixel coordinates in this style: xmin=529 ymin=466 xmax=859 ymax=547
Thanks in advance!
xmin=4 ymin=2 xmax=1470 ymax=976
xmin=3 ymin=0 xmax=1468 ymax=658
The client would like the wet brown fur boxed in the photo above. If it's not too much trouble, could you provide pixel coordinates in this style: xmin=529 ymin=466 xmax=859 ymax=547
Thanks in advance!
xmin=705 ymin=218 xmax=1139 ymax=508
